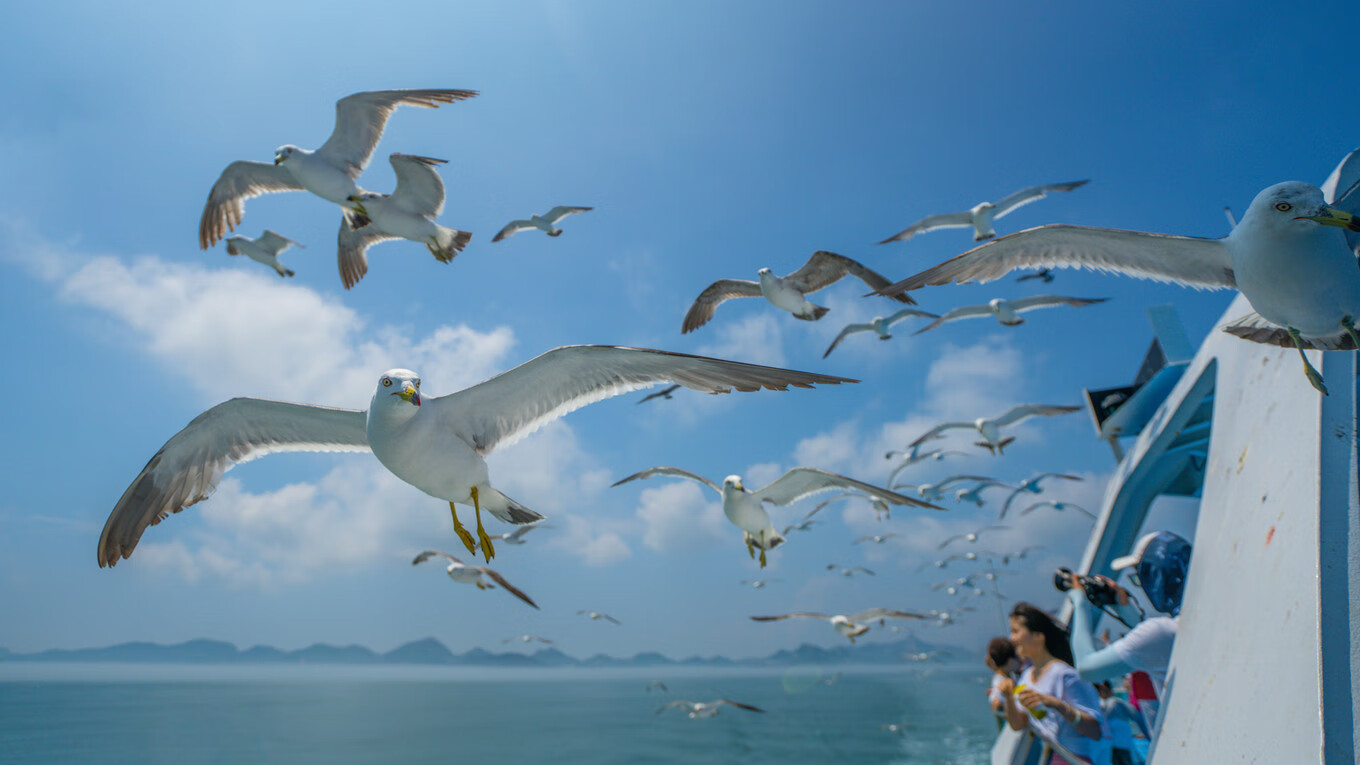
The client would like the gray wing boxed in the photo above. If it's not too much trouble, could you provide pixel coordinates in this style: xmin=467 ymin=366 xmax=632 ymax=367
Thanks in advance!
xmin=682 ymin=279 xmax=763 ymax=333
xmin=849 ymin=608 xmax=929 ymax=622
xmin=1000 ymin=489 xmax=1026 ymax=519
xmin=476 ymin=566 xmax=539 ymax=608
xmin=199 ymin=161 xmax=304 ymax=249
xmin=1222 ymin=312 xmax=1355 ymax=350
xmin=879 ymin=211 xmax=974 ymax=243
xmin=492 ymin=220 xmax=535 ymax=242
xmin=914 ymin=304 xmax=994 ymax=334
xmin=256 ymin=230 xmax=304 ymax=255
xmin=874 ymin=225 xmax=1236 ymax=297
xmin=413 ymin=549 xmax=463 ymax=566
xmin=991 ymin=180 xmax=1089 ymax=220
xmin=611 ymin=466 xmax=721 ymax=494
xmin=315 ymin=89 xmax=478 ymax=177
xmin=1008 ymin=295 xmax=1109 ymax=313
xmin=934 ymin=474 xmax=998 ymax=490
xmin=428 ymin=346 xmax=855 ymax=455
xmin=822 ymin=323 xmax=874 ymax=358
xmin=388 ymin=154 xmax=447 ymax=217
xmin=543 ymin=206 xmax=592 ymax=224
xmin=750 ymin=612 xmax=830 ymax=621
xmin=337 ymin=216 xmax=401 ymax=290
xmin=883 ymin=307 xmax=941 ymax=328
xmin=715 ymin=700 xmax=765 ymax=713
xmin=909 ymin=422 xmax=973 ymax=447
xmin=657 ymin=700 xmax=695 ymax=715
xmin=786 ymin=251 xmax=914 ymax=303
xmin=99 ymin=399 xmax=369 ymax=567
xmin=755 ymin=468 xmax=938 ymax=509
xmin=992 ymin=404 xmax=1080 ymax=427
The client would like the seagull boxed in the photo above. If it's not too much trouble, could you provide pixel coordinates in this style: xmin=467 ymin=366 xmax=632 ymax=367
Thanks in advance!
xmin=924 ymin=606 xmax=977 ymax=626
xmin=740 ymin=579 xmax=781 ymax=589
xmin=493 ymin=206 xmax=593 ymax=241
xmin=937 ymin=525 xmax=1010 ymax=550
xmin=199 ymin=89 xmax=477 ymax=249
xmin=637 ymin=384 xmax=681 ymax=404
xmin=611 ymin=466 xmax=935 ymax=567
xmin=646 ymin=680 xmax=669 ymax=692
xmin=780 ymin=509 xmax=824 ymax=535
xmin=913 ymin=296 xmax=1108 ymax=334
xmin=682 ymin=250 xmax=913 ymax=334
xmin=97 ymin=345 xmax=853 ymax=568
xmin=224 ymin=230 xmax=303 ymax=278
xmin=411 ymin=550 xmax=537 ymax=608
xmin=472 ymin=522 xmax=554 ymax=552
xmin=999 ymin=473 xmax=1084 ymax=518
xmin=878 ymin=180 xmax=1089 ymax=244
xmin=999 ymin=545 xmax=1045 ymax=565
xmin=873 ymin=181 xmax=1360 ymax=395
xmin=502 ymin=635 xmax=554 ymax=645
xmin=340 ymin=154 xmax=472 ymax=289
xmin=954 ymin=479 xmax=1016 ymax=506
xmin=750 ymin=608 xmax=929 ymax=643
xmin=1015 ymin=268 xmax=1055 ymax=284
xmin=826 ymin=564 xmax=876 ymax=577
xmin=821 ymin=308 xmax=941 ymax=358
xmin=886 ymin=449 xmax=970 ymax=486
xmin=909 ymin=404 xmax=1081 ymax=455
xmin=882 ymin=723 xmax=912 ymax=735
xmin=1018 ymin=500 xmax=1096 ymax=520
xmin=852 ymin=533 xmax=900 ymax=545
xmin=798 ymin=491 xmax=898 ymax=527
xmin=577 ymin=610 xmax=622 ymax=624
xmin=657 ymin=699 xmax=765 ymax=718
xmin=892 ymin=474 xmax=997 ymax=502
xmin=903 ymin=651 xmax=946 ymax=663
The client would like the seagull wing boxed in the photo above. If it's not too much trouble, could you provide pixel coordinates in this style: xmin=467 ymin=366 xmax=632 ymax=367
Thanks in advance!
xmin=879 ymin=211 xmax=974 ymax=243
xmin=750 ymin=613 xmax=830 ymax=622
xmin=883 ymin=307 xmax=942 ymax=328
xmin=754 ymin=468 xmax=938 ymax=509
xmin=715 ymin=699 xmax=766 ymax=713
xmin=199 ymin=161 xmax=304 ymax=249
xmin=543 ymin=206 xmax=592 ymax=224
xmin=936 ymin=534 xmax=964 ymax=550
xmin=909 ymin=422 xmax=973 ymax=447
xmin=849 ymin=608 xmax=928 ymax=622
xmin=913 ymin=303 xmax=994 ymax=334
xmin=1222 ymin=312 xmax=1356 ymax=350
xmin=388 ymin=154 xmax=448 ymax=216
xmin=682 ymin=279 xmax=763 ymax=333
xmin=610 ymin=466 xmax=721 ymax=494
xmin=934 ymin=474 xmax=998 ymax=490
xmin=991 ymin=180 xmax=1089 ymax=220
xmin=336 ymin=216 xmax=401 ymax=290
xmin=822 ymin=323 xmax=874 ymax=358
xmin=429 ymin=346 xmax=854 ymax=455
xmin=656 ymin=700 xmax=694 ymax=715
xmin=787 ymin=251 xmax=914 ymax=303
xmin=1018 ymin=501 xmax=1054 ymax=516
xmin=476 ymin=566 xmax=539 ymax=608
xmin=992 ymin=404 xmax=1080 ymax=427
xmin=1007 ymin=295 xmax=1109 ymax=313
xmin=492 ymin=220 xmax=536 ymax=242
xmin=874 ymin=225 xmax=1236 ymax=297
xmin=1000 ymin=488 xmax=1025 ymax=519
xmin=98 ymin=399 xmax=369 ymax=567
xmin=256 ymin=230 xmax=304 ymax=255
xmin=637 ymin=384 xmax=681 ymax=404
xmin=315 ymin=89 xmax=478 ymax=177
xmin=412 ymin=549 xmax=464 ymax=566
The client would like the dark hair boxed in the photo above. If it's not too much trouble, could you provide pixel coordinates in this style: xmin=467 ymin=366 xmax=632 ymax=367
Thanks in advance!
xmin=987 ymin=636 xmax=1016 ymax=667
xmin=1010 ymin=601 xmax=1074 ymax=666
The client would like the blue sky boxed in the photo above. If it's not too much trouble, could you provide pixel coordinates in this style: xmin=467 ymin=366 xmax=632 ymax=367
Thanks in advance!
xmin=1 ymin=1 xmax=1356 ymax=660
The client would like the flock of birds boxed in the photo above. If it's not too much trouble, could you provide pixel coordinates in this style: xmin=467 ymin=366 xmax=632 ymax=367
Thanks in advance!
xmin=87 ymin=85 xmax=1360 ymax=720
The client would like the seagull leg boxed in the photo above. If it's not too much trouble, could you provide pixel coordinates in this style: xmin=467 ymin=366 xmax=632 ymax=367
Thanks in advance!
xmin=1288 ymin=327 xmax=1328 ymax=395
xmin=449 ymin=502 xmax=478 ymax=555
xmin=745 ymin=536 xmax=756 ymax=560
xmin=471 ymin=486 xmax=495 ymax=562
xmin=1342 ymin=316 xmax=1360 ymax=351
xmin=758 ymin=547 xmax=768 ymax=568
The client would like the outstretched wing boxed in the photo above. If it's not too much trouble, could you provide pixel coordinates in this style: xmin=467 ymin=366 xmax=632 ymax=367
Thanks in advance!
xmin=429 ymin=346 xmax=854 ymax=455
xmin=909 ymin=421 xmax=973 ymax=447
xmin=715 ymin=699 xmax=766 ymax=713
xmin=336 ymin=216 xmax=401 ymax=289
xmin=879 ymin=211 xmax=974 ymax=243
xmin=413 ymin=549 xmax=463 ymax=566
xmin=884 ymin=307 xmax=941 ymax=328
xmin=256 ymin=230 xmax=304 ymax=255
xmin=388 ymin=154 xmax=448 ymax=216
xmin=913 ymin=303 xmax=994 ymax=334
xmin=755 ymin=467 xmax=938 ymax=509
xmin=543 ymin=206 xmax=592 ymax=224
xmin=682 ymin=279 xmax=763 ymax=333
xmin=611 ymin=466 xmax=721 ymax=495
xmin=315 ymin=89 xmax=478 ymax=177
xmin=849 ymin=608 xmax=929 ymax=622
xmin=99 ymin=399 xmax=369 ymax=567
xmin=992 ymin=404 xmax=1080 ymax=427
xmin=750 ymin=613 xmax=829 ymax=622
xmin=199 ymin=161 xmax=303 ymax=249
xmin=477 ymin=566 xmax=539 ymax=608
xmin=492 ymin=220 xmax=536 ymax=242
xmin=786 ymin=250 xmax=914 ymax=303
xmin=822 ymin=322 xmax=874 ymax=359
xmin=1008 ymin=295 xmax=1109 ymax=313
xmin=991 ymin=180 xmax=1089 ymax=220
xmin=1222 ymin=312 xmax=1355 ymax=350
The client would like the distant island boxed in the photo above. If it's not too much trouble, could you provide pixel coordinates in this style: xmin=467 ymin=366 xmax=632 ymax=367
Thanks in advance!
xmin=0 ymin=636 xmax=969 ymax=668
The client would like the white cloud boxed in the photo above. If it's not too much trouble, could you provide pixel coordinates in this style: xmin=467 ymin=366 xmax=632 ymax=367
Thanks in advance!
xmin=634 ymin=481 xmax=727 ymax=552
xmin=696 ymin=313 xmax=787 ymax=368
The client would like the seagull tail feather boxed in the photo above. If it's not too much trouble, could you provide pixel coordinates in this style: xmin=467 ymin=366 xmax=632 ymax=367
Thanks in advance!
xmin=481 ymin=488 xmax=545 ymax=525
xmin=280 ymin=267 xmax=295 ymax=278
xmin=429 ymin=227 xmax=473 ymax=263
xmin=343 ymin=209 xmax=371 ymax=230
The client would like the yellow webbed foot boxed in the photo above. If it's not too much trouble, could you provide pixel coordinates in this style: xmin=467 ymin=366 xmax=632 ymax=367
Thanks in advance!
xmin=450 ymin=502 xmax=477 ymax=555
xmin=745 ymin=536 xmax=755 ymax=560
xmin=759 ymin=548 xmax=767 ymax=568
xmin=472 ymin=487 xmax=495 ymax=562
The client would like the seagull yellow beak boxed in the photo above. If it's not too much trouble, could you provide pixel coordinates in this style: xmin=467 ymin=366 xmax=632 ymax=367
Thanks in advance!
xmin=347 ymin=195 xmax=368 ymax=216
xmin=274 ymin=153 xmax=284 ymax=165
xmin=393 ymin=384 xmax=420 ymax=406
xmin=1299 ymin=206 xmax=1360 ymax=233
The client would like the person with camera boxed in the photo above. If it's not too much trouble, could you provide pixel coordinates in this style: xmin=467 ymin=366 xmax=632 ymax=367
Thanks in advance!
xmin=1062 ymin=531 xmax=1191 ymax=699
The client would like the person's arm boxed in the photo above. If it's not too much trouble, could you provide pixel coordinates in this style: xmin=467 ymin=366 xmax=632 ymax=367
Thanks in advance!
xmin=1015 ymin=684 xmax=1102 ymax=741
xmin=997 ymin=677 xmax=1030 ymax=731
xmin=1067 ymin=586 xmax=1138 ymax=684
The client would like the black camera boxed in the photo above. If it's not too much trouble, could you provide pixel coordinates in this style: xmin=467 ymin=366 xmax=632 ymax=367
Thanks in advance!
xmin=1054 ymin=567 xmax=1119 ymax=609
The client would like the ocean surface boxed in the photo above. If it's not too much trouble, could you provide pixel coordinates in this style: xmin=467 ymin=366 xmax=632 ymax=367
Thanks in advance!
xmin=0 ymin=663 xmax=998 ymax=764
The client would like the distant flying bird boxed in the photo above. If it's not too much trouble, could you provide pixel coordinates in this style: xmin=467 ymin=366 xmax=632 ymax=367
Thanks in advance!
xmin=1018 ymin=500 xmax=1096 ymax=520
xmin=1015 ymin=268 xmax=1055 ymax=283
xmin=872 ymin=180 xmax=1360 ymax=395
xmin=199 ymin=88 xmax=478 ymax=249
xmin=882 ymin=723 xmax=912 ymax=735
xmin=999 ymin=545 xmax=1045 ymax=565
xmin=803 ymin=491 xmax=898 ymax=524
xmin=903 ymin=651 xmax=947 ymax=663
xmin=411 ymin=550 xmax=538 ymax=608
xmin=340 ymin=154 xmax=473 ymax=289
xmin=909 ymin=404 xmax=1081 ymax=455
xmin=97 ymin=346 xmax=852 ymax=569
xmin=611 ymin=466 xmax=935 ymax=567
xmin=924 ymin=606 xmax=977 ymax=626
xmin=492 ymin=206 xmax=593 ymax=241
xmin=826 ymin=564 xmax=876 ymax=577
xmin=937 ymin=525 xmax=1010 ymax=550
xmin=646 ymin=680 xmax=669 ymax=693
xmin=954 ymin=479 xmax=1016 ymax=506
xmin=913 ymin=296 xmax=1108 ymax=334
xmin=750 ymin=608 xmax=929 ymax=643
xmin=502 ymin=635 xmax=554 ymax=645
xmin=893 ymin=474 xmax=997 ymax=503
xmin=577 ymin=610 xmax=622 ymax=624
xmin=681 ymin=250 xmax=913 ymax=333
xmin=886 ymin=449 xmax=970 ymax=486
xmin=657 ymin=699 xmax=765 ymax=718
xmin=224 ymin=230 xmax=303 ymax=278
xmin=740 ymin=579 xmax=781 ymax=589
xmin=472 ymin=522 xmax=554 ymax=552
xmin=852 ymin=533 xmax=901 ymax=545
xmin=637 ymin=384 xmax=681 ymax=404
xmin=999 ymin=473 xmax=1084 ymax=518
xmin=821 ymin=308 xmax=940 ymax=358
xmin=878 ymin=180 xmax=1089 ymax=244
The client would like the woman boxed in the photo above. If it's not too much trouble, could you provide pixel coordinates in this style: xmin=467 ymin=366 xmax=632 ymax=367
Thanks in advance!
xmin=996 ymin=602 xmax=1111 ymax=765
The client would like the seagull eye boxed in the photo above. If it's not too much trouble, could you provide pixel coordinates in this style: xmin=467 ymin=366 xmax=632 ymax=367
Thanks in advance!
xmin=414 ymin=380 xmax=421 ymax=389
xmin=1275 ymin=202 xmax=1292 ymax=212
xmin=382 ymin=378 xmax=392 ymax=387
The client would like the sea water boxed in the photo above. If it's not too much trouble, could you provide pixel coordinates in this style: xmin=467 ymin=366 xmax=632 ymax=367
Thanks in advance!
xmin=0 ymin=663 xmax=997 ymax=764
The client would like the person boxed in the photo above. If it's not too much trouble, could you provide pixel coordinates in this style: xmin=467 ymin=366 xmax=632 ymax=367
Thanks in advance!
xmin=1066 ymin=530 xmax=1191 ymax=698
xmin=1095 ymin=680 xmax=1149 ymax=765
xmin=997 ymin=602 xmax=1111 ymax=765
xmin=985 ymin=636 xmax=1025 ymax=720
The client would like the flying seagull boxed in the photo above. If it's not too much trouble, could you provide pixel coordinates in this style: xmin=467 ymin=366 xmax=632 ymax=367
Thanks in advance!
xmin=199 ymin=88 xmax=477 ymax=249
xmin=892 ymin=474 xmax=997 ymax=503
xmin=637 ymin=384 xmax=681 ymax=405
xmin=472 ymin=522 xmax=554 ymax=552
xmin=682 ymin=250 xmax=913 ymax=334
xmin=740 ymin=579 xmax=781 ymax=589
xmin=878 ymin=180 xmax=1089 ymax=245
xmin=822 ymin=308 xmax=940 ymax=358
xmin=913 ymin=296 xmax=1108 ymax=334
xmin=646 ymin=680 xmax=669 ymax=692
xmin=1018 ymin=500 xmax=1096 ymax=520
xmin=909 ymin=404 xmax=1080 ymax=455
xmin=493 ymin=206 xmax=593 ymax=241
xmin=224 ymin=230 xmax=303 ymax=278
xmin=999 ymin=545 xmax=1046 ymax=565
xmin=611 ymin=466 xmax=936 ymax=567
xmin=852 ymin=533 xmax=901 ymax=545
xmin=826 ymin=564 xmax=876 ymax=577
xmin=750 ymin=608 xmax=929 ymax=643
xmin=502 ymin=635 xmax=554 ymax=645
xmin=339 ymin=154 xmax=473 ymax=289
xmin=411 ymin=550 xmax=538 ymax=608
xmin=937 ymin=525 xmax=1010 ymax=550
xmin=798 ymin=490 xmax=902 ymax=527
xmin=873 ymin=181 xmax=1360 ymax=394
xmin=999 ymin=473 xmax=1083 ymax=518
xmin=577 ymin=610 xmax=622 ymax=624
xmin=1016 ymin=268 xmax=1055 ymax=284
xmin=954 ymin=479 xmax=1016 ymax=506
xmin=97 ymin=346 xmax=853 ymax=568
xmin=657 ymin=699 xmax=765 ymax=718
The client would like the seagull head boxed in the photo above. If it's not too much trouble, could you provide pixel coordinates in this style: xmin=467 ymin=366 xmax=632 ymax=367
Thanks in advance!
xmin=1249 ymin=181 xmax=1360 ymax=234
xmin=224 ymin=237 xmax=242 ymax=255
xmin=274 ymin=145 xmax=298 ymax=165
xmin=373 ymin=369 xmax=421 ymax=411
xmin=722 ymin=475 xmax=746 ymax=494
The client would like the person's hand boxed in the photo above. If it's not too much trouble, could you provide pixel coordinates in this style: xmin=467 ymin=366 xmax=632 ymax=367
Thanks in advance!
xmin=1067 ymin=572 xmax=1084 ymax=591
xmin=1015 ymin=687 xmax=1058 ymax=712
xmin=995 ymin=676 xmax=1014 ymax=696
xmin=1092 ymin=574 xmax=1130 ymax=605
